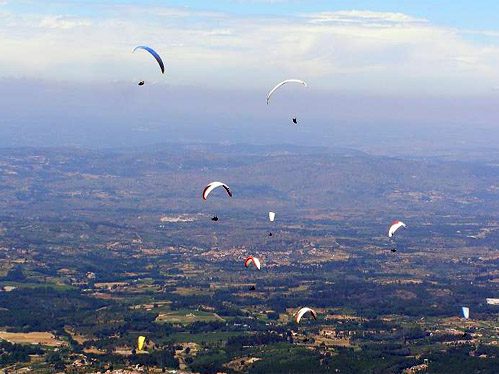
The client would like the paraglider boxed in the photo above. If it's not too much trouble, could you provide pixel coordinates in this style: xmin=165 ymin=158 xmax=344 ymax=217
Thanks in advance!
xmin=266 ymin=79 xmax=308 ymax=105
xmin=388 ymin=220 xmax=407 ymax=238
xmin=244 ymin=256 xmax=261 ymax=271
xmin=292 ymin=118 xmax=297 ymax=124
xmin=388 ymin=220 xmax=406 ymax=252
xmin=268 ymin=211 xmax=275 ymax=236
xmin=294 ymin=307 xmax=317 ymax=324
xmin=211 ymin=216 xmax=219 ymax=221
xmin=138 ymin=81 xmax=145 ymax=86
xmin=133 ymin=46 xmax=165 ymax=74
xmin=137 ymin=336 xmax=146 ymax=351
xmin=249 ymin=285 xmax=256 ymax=291
xmin=202 ymin=182 xmax=232 ymax=200
xmin=462 ymin=306 xmax=470 ymax=319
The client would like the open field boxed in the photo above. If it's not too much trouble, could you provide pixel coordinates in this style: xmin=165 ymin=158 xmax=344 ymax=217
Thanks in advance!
xmin=173 ymin=287 xmax=213 ymax=296
xmin=0 ymin=331 xmax=66 ymax=347
xmin=156 ymin=309 xmax=224 ymax=324
xmin=164 ymin=331 xmax=246 ymax=344
xmin=0 ymin=281 xmax=74 ymax=291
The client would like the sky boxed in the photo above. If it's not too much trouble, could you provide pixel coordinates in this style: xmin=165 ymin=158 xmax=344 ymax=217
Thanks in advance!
xmin=1 ymin=0 xmax=498 ymax=93
xmin=0 ymin=1 xmax=498 ymax=150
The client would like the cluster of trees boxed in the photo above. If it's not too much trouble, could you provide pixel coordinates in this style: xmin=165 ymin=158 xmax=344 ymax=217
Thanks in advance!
xmin=226 ymin=333 xmax=286 ymax=354
xmin=247 ymin=344 xmax=424 ymax=374
xmin=82 ymin=350 xmax=179 ymax=371
xmin=249 ymin=344 xmax=327 ymax=374
xmin=0 ymin=287 xmax=109 ymax=332
xmin=0 ymin=340 xmax=43 ymax=366
xmin=428 ymin=346 xmax=499 ymax=374
xmin=129 ymin=349 xmax=179 ymax=369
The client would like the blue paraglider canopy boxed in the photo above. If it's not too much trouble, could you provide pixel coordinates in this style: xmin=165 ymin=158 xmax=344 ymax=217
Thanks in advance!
xmin=133 ymin=46 xmax=165 ymax=74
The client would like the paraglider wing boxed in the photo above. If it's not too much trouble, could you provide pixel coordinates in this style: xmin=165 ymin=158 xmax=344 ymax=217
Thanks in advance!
xmin=244 ymin=256 xmax=261 ymax=271
xmin=133 ymin=46 xmax=165 ymax=74
xmin=202 ymin=182 xmax=232 ymax=200
xmin=267 ymin=79 xmax=308 ymax=105
xmin=462 ymin=306 xmax=470 ymax=319
xmin=137 ymin=336 xmax=146 ymax=351
xmin=269 ymin=212 xmax=276 ymax=222
xmin=388 ymin=220 xmax=407 ymax=238
xmin=294 ymin=307 xmax=317 ymax=324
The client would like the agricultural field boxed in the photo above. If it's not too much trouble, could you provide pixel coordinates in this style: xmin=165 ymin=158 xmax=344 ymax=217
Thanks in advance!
xmin=0 ymin=331 xmax=65 ymax=347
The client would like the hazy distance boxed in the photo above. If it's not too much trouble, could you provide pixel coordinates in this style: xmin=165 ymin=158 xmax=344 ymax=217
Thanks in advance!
xmin=0 ymin=78 xmax=498 ymax=160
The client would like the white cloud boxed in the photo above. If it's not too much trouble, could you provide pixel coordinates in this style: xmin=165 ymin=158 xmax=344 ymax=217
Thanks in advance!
xmin=0 ymin=7 xmax=497 ymax=94
xmin=39 ymin=16 xmax=92 ymax=29
xmin=304 ymin=10 xmax=428 ymax=25
xmin=110 ymin=4 xmax=226 ymax=19
xmin=461 ymin=29 xmax=499 ymax=38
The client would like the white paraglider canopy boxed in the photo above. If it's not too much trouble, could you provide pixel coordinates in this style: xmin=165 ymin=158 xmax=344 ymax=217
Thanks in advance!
xmin=202 ymin=181 xmax=232 ymax=200
xmin=266 ymin=79 xmax=308 ymax=105
xmin=244 ymin=256 xmax=261 ymax=271
xmin=462 ymin=306 xmax=470 ymax=319
xmin=388 ymin=220 xmax=407 ymax=238
xmin=294 ymin=307 xmax=317 ymax=324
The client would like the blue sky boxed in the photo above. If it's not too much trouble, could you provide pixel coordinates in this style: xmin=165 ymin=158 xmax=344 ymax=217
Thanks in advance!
xmin=172 ymin=0 xmax=499 ymax=30
xmin=7 ymin=0 xmax=499 ymax=29
xmin=1 ymin=0 xmax=498 ymax=94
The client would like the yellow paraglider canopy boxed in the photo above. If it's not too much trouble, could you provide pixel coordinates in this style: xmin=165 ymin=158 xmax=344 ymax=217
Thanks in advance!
xmin=138 ymin=336 xmax=146 ymax=351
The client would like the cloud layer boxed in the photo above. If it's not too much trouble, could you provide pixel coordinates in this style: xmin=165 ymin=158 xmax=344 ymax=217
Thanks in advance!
xmin=0 ymin=3 xmax=498 ymax=94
